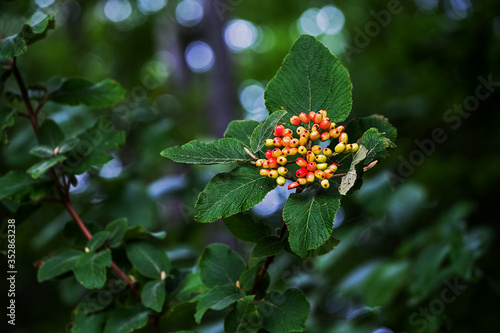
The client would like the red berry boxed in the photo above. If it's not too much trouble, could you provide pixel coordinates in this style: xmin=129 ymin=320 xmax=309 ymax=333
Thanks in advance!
xmin=309 ymin=111 xmax=316 ymax=121
xmin=313 ymin=113 xmax=323 ymax=124
xmin=288 ymin=181 xmax=299 ymax=190
xmin=307 ymin=162 xmax=317 ymax=172
xmin=319 ymin=118 xmax=331 ymax=130
xmin=268 ymin=158 xmax=278 ymax=168
xmin=273 ymin=137 xmax=282 ymax=147
xmin=290 ymin=116 xmax=301 ymax=126
xmin=265 ymin=150 xmax=273 ymax=159
xmin=296 ymin=158 xmax=307 ymax=167
xmin=275 ymin=124 xmax=284 ymax=137
xmin=299 ymin=112 xmax=310 ymax=123
xmin=320 ymin=132 xmax=330 ymax=141
xmin=296 ymin=167 xmax=308 ymax=178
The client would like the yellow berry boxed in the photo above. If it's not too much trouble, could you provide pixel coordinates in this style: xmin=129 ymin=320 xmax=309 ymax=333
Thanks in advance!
xmin=277 ymin=166 xmax=288 ymax=176
xmin=351 ymin=143 xmax=359 ymax=153
xmin=339 ymin=132 xmax=348 ymax=144
xmin=298 ymin=146 xmax=307 ymax=155
xmin=264 ymin=139 xmax=274 ymax=147
xmin=259 ymin=169 xmax=270 ymax=176
xmin=314 ymin=170 xmax=325 ymax=180
xmin=323 ymin=148 xmax=333 ymax=157
xmin=321 ymin=179 xmax=330 ymax=188
xmin=276 ymin=176 xmax=286 ymax=186
xmin=334 ymin=142 xmax=346 ymax=153
xmin=315 ymin=154 xmax=327 ymax=163
xmin=277 ymin=156 xmax=287 ymax=165
xmin=268 ymin=170 xmax=279 ymax=178
xmin=317 ymin=163 xmax=328 ymax=170
xmin=297 ymin=177 xmax=307 ymax=185
xmin=311 ymin=145 xmax=322 ymax=155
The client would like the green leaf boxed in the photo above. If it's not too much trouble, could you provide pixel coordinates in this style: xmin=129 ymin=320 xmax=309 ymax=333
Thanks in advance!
xmin=358 ymin=127 xmax=397 ymax=164
xmin=126 ymin=241 xmax=170 ymax=279
xmin=224 ymin=296 xmax=261 ymax=333
xmin=239 ymin=261 xmax=269 ymax=294
xmin=87 ymin=231 xmax=111 ymax=252
xmin=73 ymin=249 xmax=112 ymax=289
xmin=37 ymin=248 xmax=83 ymax=282
xmin=72 ymin=311 xmax=108 ymax=333
xmin=50 ymin=78 xmax=126 ymax=107
xmin=38 ymin=119 xmax=65 ymax=147
xmin=195 ymin=165 xmax=276 ymax=223
xmin=161 ymin=138 xmax=251 ymax=165
xmin=105 ymin=218 xmax=128 ymax=248
xmin=250 ymin=110 xmax=287 ymax=152
xmin=123 ymin=225 xmax=166 ymax=241
xmin=257 ymin=288 xmax=310 ymax=333
xmin=347 ymin=114 xmax=397 ymax=142
xmin=29 ymin=145 xmax=54 ymax=158
xmin=141 ymin=279 xmax=166 ymax=312
xmin=0 ymin=14 xmax=55 ymax=59
xmin=362 ymin=261 xmax=409 ymax=307
xmin=194 ymin=284 xmax=244 ymax=324
xmin=198 ymin=243 xmax=246 ymax=288
xmin=58 ymin=137 xmax=79 ymax=154
xmin=176 ymin=271 xmax=210 ymax=301
xmin=65 ymin=117 xmax=126 ymax=175
xmin=104 ymin=303 xmax=151 ymax=333
xmin=0 ymin=107 xmax=16 ymax=146
xmin=0 ymin=170 xmax=39 ymax=202
xmin=252 ymin=236 xmax=284 ymax=258
xmin=338 ymin=145 xmax=368 ymax=195
xmin=223 ymin=212 xmax=271 ymax=243
xmin=264 ymin=35 xmax=352 ymax=123
xmin=27 ymin=155 xmax=66 ymax=178
xmin=303 ymin=236 xmax=340 ymax=257
xmin=283 ymin=183 xmax=341 ymax=258
xmin=224 ymin=120 xmax=260 ymax=148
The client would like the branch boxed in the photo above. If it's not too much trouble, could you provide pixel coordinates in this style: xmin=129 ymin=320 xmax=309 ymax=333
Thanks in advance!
xmin=10 ymin=58 xmax=38 ymax=133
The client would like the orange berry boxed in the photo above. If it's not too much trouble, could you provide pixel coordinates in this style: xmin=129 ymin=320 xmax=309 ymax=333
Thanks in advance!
xmin=328 ymin=164 xmax=338 ymax=172
xmin=272 ymin=148 xmax=282 ymax=158
xmin=289 ymin=138 xmax=299 ymax=148
xmin=282 ymin=136 xmax=291 ymax=147
xmin=308 ymin=111 xmax=316 ymax=121
xmin=320 ymin=132 xmax=330 ymax=141
xmin=310 ymin=131 xmax=320 ymax=141
xmin=297 ymin=177 xmax=307 ymax=185
xmin=319 ymin=118 xmax=331 ymax=130
xmin=307 ymin=162 xmax=317 ymax=172
xmin=289 ymin=147 xmax=298 ymax=156
xmin=323 ymin=169 xmax=334 ymax=179
xmin=273 ymin=137 xmax=282 ymax=147
xmin=329 ymin=128 xmax=340 ymax=139
xmin=283 ymin=129 xmax=293 ymax=137
xmin=313 ymin=113 xmax=323 ymax=124
xmin=299 ymin=112 xmax=310 ymax=123
xmin=306 ymin=172 xmax=315 ymax=183
xmin=288 ymin=181 xmax=299 ymax=189
xmin=290 ymin=116 xmax=301 ymax=126
xmin=268 ymin=158 xmax=278 ymax=168
xmin=296 ymin=158 xmax=307 ymax=168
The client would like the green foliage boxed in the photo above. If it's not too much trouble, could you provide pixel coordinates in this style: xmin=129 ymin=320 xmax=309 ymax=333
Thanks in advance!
xmin=223 ymin=213 xmax=271 ymax=243
xmin=358 ymin=128 xmax=397 ymax=164
xmin=0 ymin=107 xmax=15 ymax=146
xmin=26 ymin=155 xmax=66 ymax=178
xmin=224 ymin=120 xmax=260 ymax=148
xmin=198 ymin=243 xmax=246 ymax=287
xmin=49 ymin=78 xmax=126 ymax=107
xmin=161 ymin=138 xmax=251 ymax=165
xmin=224 ymin=296 xmax=260 ymax=333
xmin=126 ymin=241 xmax=170 ymax=279
xmin=104 ymin=303 xmax=151 ymax=333
xmin=264 ymin=35 xmax=352 ymax=122
xmin=194 ymin=284 xmax=244 ymax=323
xmin=338 ymin=145 xmax=367 ymax=195
xmin=73 ymin=250 xmax=112 ymax=289
xmin=252 ymin=236 xmax=284 ymax=258
xmin=0 ymin=170 xmax=45 ymax=202
xmin=194 ymin=165 xmax=276 ymax=223
xmin=141 ymin=279 xmax=166 ymax=312
xmin=37 ymin=248 xmax=82 ymax=282
xmin=250 ymin=110 xmax=287 ymax=152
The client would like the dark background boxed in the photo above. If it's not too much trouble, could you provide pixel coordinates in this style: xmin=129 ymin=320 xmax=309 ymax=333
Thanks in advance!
xmin=1 ymin=0 xmax=499 ymax=332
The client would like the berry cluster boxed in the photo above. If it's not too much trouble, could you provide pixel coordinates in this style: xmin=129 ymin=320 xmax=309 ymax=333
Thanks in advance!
xmin=256 ymin=110 xmax=359 ymax=189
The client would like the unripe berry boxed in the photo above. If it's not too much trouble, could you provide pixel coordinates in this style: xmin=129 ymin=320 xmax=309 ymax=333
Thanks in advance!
xmin=290 ymin=116 xmax=301 ymax=126
xmin=310 ymin=131 xmax=320 ymax=141
xmin=273 ymin=137 xmax=282 ymax=147
xmin=336 ymin=125 xmax=345 ymax=133
xmin=329 ymin=128 xmax=340 ymax=139
xmin=317 ymin=163 xmax=328 ymax=170
xmin=314 ymin=170 xmax=325 ymax=180
xmin=318 ymin=109 xmax=327 ymax=118
xmin=319 ymin=118 xmax=331 ymax=130
xmin=281 ymin=147 xmax=291 ymax=157
xmin=282 ymin=136 xmax=291 ymax=147
xmin=268 ymin=158 xmax=278 ymax=168
xmin=277 ymin=156 xmax=287 ymax=165
xmin=298 ymin=146 xmax=307 ymax=155
xmin=289 ymin=147 xmax=298 ymax=156
xmin=299 ymin=112 xmax=309 ymax=123
xmin=288 ymin=181 xmax=299 ymax=189
xmin=277 ymin=166 xmax=288 ymax=176
xmin=256 ymin=159 xmax=265 ymax=167
xmin=307 ymin=162 xmax=317 ymax=172
xmin=328 ymin=164 xmax=338 ymax=172
xmin=311 ymin=145 xmax=322 ymax=155
xmin=296 ymin=167 xmax=308 ymax=178
xmin=315 ymin=154 xmax=327 ymax=163
xmin=329 ymin=123 xmax=336 ymax=130
xmin=321 ymin=179 xmax=330 ymax=189
xmin=297 ymin=126 xmax=306 ymax=134
xmin=323 ymin=169 xmax=334 ymax=179
xmin=323 ymin=148 xmax=333 ymax=157
xmin=306 ymin=151 xmax=316 ymax=162
xmin=306 ymin=172 xmax=315 ymax=183
xmin=313 ymin=112 xmax=323 ymax=124
xmin=259 ymin=169 xmax=270 ymax=176
xmin=264 ymin=139 xmax=274 ymax=147
xmin=320 ymin=132 xmax=330 ymax=141
xmin=262 ymin=160 xmax=270 ymax=168
xmin=276 ymin=176 xmax=286 ymax=186
xmin=272 ymin=148 xmax=282 ymax=158
xmin=283 ymin=129 xmax=293 ymax=137
xmin=339 ymin=132 xmax=348 ymax=144
xmin=311 ymin=124 xmax=320 ymax=131
xmin=268 ymin=170 xmax=279 ymax=179
xmin=297 ymin=177 xmax=307 ymax=185
xmin=265 ymin=150 xmax=273 ymax=159
xmin=334 ymin=142 xmax=346 ymax=153
xmin=296 ymin=158 xmax=307 ymax=168
xmin=351 ymin=143 xmax=359 ymax=153
xmin=289 ymin=138 xmax=299 ymax=148
xmin=274 ymin=124 xmax=284 ymax=137
xmin=344 ymin=144 xmax=352 ymax=153
xmin=308 ymin=111 xmax=316 ymax=121
xmin=299 ymin=135 xmax=308 ymax=146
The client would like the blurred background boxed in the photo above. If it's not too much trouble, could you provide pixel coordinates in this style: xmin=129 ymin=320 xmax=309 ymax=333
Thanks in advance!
xmin=1 ymin=0 xmax=499 ymax=332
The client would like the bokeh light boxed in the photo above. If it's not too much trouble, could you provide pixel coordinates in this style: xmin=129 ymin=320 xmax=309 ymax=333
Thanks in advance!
xmin=224 ymin=19 xmax=258 ymax=52
xmin=36 ymin=0 xmax=56 ymax=8
xmin=185 ymin=41 xmax=215 ymax=73
xmin=175 ymin=0 xmax=204 ymax=27
xmin=298 ymin=6 xmax=345 ymax=37
xmin=138 ymin=0 xmax=167 ymax=14
xmin=104 ymin=0 xmax=132 ymax=23
xmin=238 ymin=81 xmax=267 ymax=121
